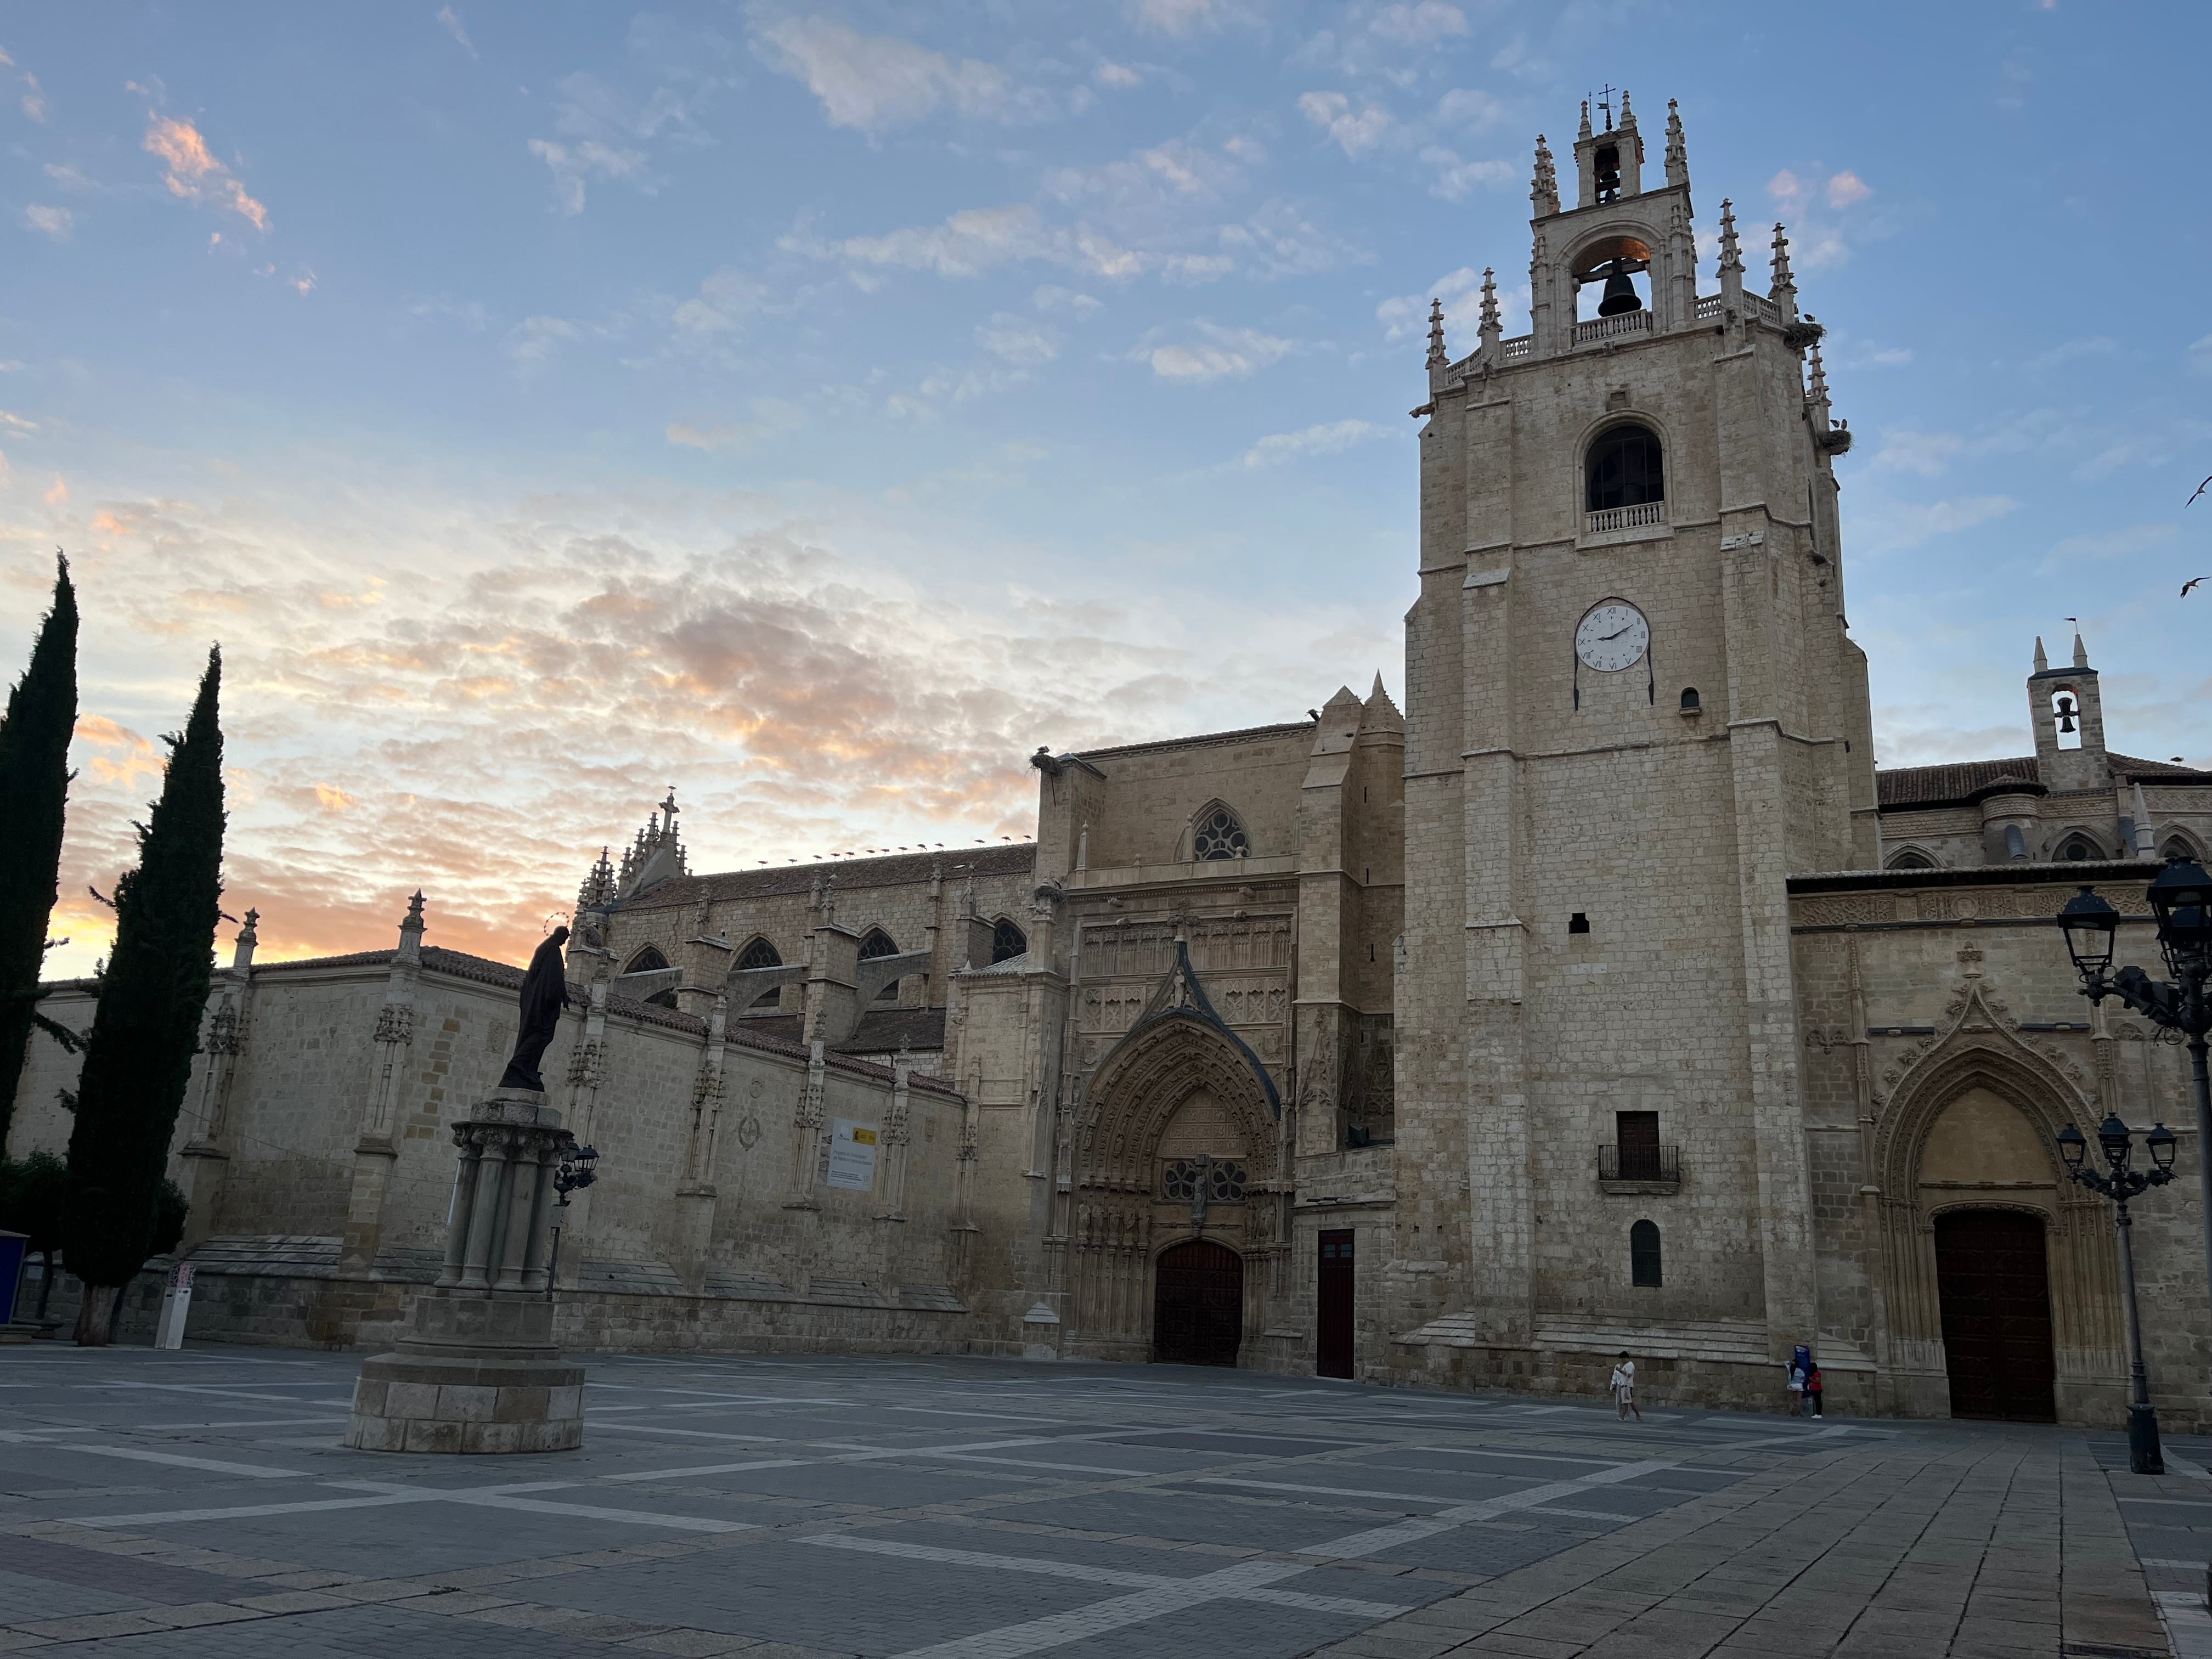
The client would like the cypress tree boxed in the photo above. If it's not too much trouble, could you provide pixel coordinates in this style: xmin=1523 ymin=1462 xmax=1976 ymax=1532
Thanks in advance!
xmin=0 ymin=555 xmax=79 ymax=1155
xmin=63 ymin=648 xmax=224 ymax=1344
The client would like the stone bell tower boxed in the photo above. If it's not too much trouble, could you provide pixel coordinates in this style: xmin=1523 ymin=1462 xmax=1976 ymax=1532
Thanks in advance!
xmin=1390 ymin=93 xmax=1878 ymax=1394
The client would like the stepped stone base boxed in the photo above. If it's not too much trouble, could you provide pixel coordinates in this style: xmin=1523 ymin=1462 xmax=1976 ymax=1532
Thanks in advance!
xmin=345 ymin=1286 xmax=583 ymax=1453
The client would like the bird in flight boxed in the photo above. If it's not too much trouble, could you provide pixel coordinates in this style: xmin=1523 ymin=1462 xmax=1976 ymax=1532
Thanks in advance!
xmin=2185 ymin=576 xmax=2208 ymax=598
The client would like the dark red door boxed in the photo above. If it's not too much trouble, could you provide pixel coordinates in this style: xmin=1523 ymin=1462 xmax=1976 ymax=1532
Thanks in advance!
xmin=1153 ymin=1240 xmax=1243 ymax=1367
xmin=1317 ymin=1229 xmax=1355 ymax=1379
xmin=1934 ymin=1210 xmax=2057 ymax=1423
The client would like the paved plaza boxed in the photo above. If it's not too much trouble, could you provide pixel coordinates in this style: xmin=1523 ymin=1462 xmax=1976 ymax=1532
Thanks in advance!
xmin=0 ymin=1342 xmax=2200 ymax=1657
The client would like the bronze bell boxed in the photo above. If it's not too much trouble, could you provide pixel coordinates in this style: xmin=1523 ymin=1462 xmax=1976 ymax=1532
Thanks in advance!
xmin=1596 ymin=258 xmax=1643 ymax=317
xmin=2056 ymin=693 xmax=2078 ymax=733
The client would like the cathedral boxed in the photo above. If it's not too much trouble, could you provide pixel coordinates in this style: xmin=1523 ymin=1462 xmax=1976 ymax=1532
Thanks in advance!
xmin=10 ymin=94 xmax=2212 ymax=1425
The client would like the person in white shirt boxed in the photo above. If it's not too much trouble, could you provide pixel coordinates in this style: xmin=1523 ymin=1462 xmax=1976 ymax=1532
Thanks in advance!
xmin=1610 ymin=1351 xmax=1640 ymax=1421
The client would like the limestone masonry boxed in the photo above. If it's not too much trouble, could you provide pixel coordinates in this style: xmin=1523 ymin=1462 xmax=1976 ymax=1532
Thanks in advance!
xmin=9 ymin=93 xmax=2209 ymax=1425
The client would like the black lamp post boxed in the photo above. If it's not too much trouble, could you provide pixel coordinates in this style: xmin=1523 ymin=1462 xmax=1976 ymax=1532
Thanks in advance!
xmin=544 ymin=1137 xmax=600 ymax=1302
xmin=2056 ymin=1113 xmax=2176 ymax=1474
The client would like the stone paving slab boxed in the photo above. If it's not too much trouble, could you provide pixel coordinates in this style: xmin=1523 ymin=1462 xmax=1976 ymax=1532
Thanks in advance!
xmin=0 ymin=1344 xmax=2187 ymax=1656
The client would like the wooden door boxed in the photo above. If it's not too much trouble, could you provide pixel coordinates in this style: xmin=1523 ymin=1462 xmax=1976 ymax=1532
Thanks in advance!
xmin=1934 ymin=1209 xmax=2058 ymax=1423
xmin=1317 ymin=1230 xmax=1355 ymax=1379
xmin=1153 ymin=1240 xmax=1243 ymax=1367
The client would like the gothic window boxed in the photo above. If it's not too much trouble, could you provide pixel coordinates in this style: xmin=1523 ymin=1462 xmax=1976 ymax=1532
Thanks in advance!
xmin=1585 ymin=424 xmax=1664 ymax=512
xmin=1192 ymin=803 xmax=1251 ymax=861
xmin=2056 ymin=834 xmax=2102 ymax=862
xmin=735 ymin=936 xmax=782 ymax=1011
xmin=2163 ymin=836 xmax=2199 ymax=863
xmin=1630 ymin=1220 xmax=1662 ymax=1288
xmin=622 ymin=945 xmax=669 ymax=974
xmin=1163 ymin=1159 xmax=1247 ymax=1204
xmin=991 ymin=917 xmax=1028 ymax=963
xmin=860 ymin=927 xmax=903 ymax=1002
xmin=1887 ymin=849 xmax=1936 ymax=871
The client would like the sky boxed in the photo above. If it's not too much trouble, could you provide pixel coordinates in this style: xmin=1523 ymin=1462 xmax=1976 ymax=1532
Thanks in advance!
xmin=2 ymin=1 xmax=2208 ymax=979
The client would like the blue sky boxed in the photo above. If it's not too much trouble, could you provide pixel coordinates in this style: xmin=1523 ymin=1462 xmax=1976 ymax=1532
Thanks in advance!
xmin=2 ymin=1 xmax=2207 ymax=972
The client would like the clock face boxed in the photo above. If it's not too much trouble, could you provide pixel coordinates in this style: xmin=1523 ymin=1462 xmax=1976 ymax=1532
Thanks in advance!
xmin=1575 ymin=600 xmax=1650 ymax=673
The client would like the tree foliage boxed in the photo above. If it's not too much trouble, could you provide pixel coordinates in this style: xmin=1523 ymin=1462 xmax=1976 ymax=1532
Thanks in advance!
xmin=63 ymin=649 xmax=224 ymax=1339
xmin=0 ymin=556 xmax=78 ymax=1154
xmin=0 ymin=1149 xmax=70 ymax=1319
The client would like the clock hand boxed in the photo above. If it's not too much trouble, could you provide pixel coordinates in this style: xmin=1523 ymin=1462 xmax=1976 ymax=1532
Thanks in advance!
xmin=1598 ymin=625 xmax=1636 ymax=641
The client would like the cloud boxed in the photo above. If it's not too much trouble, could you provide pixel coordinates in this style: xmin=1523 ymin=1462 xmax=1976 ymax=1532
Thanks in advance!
xmin=672 ymin=267 xmax=769 ymax=337
xmin=664 ymin=401 xmax=805 ymax=452
xmin=976 ymin=313 xmax=1059 ymax=366
xmin=1298 ymin=91 xmax=1392 ymax=158
xmin=436 ymin=5 xmax=477 ymax=56
xmin=1032 ymin=284 xmax=1101 ymax=317
xmin=1421 ymin=147 xmax=1510 ymax=200
xmin=1436 ymin=87 xmax=1506 ymax=130
xmin=1242 ymin=419 xmax=1385 ymax=467
xmin=22 ymin=204 xmax=71 ymax=241
xmin=315 ymin=782 xmax=356 ymax=812
xmin=1096 ymin=61 xmax=1143 ymax=89
xmin=826 ymin=204 xmax=1054 ymax=279
xmin=1850 ymin=494 xmax=2018 ymax=555
xmin=1826 ymin=170 xmax=1872 ymax=208
xmin=20 ymin=74 xmax=46 ymax=123
xmin=144 ymin=115 xmax=269 ymax=230
xmin=1131 ymin=0 xmax=1250 ymax=35
xmin=527 ymin=137 xmax=648 ymax=215
xmin=1369 ymin=2 xmax=1469 ymax=44
xmin=2188 ymin=335 xmax=2212 ymax=377
xmin=2023 ymin=335 xmax=2114 ymax=373
xmin=753 ymin=16 xmax=1045 ymax=133
xmin=506 ymin=314 xmax=582 ymax=363
xmin=1378 ymin=265 xmax=1485 ymax=341
xmin=1136 ymin=320 xmax=1297 ymax=382
xmin=2043 ymin=523 xmax=2177 ymax=567
xmin=1870 ymin=428 xmax=1965 ymax=478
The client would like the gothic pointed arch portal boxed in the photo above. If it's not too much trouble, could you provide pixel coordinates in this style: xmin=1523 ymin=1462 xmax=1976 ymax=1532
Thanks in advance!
xmin=1061 ymin=940 xmax=1284 ymax=1363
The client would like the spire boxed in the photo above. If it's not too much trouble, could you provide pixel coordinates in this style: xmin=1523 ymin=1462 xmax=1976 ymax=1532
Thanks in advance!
xmin=1478 ymin=267 xmax=1502 ymax=350
xmin=1617 ymin=89 xmax=1636 ymax=132
xmin=232 ymin=907 xmax=260 ymax=970
xmin=398 ymin=890 xmax=426 ymax=963
xmin=2033 ymin=636 xmax=2049 ymax=672
xmin=1717 ymin=199 xmax=1743 ymax=274
xmin=1664 ymin=98 xmax=1688 ymax=189
xmin=1805 ymin=338 xmax=1830 ymax=407
xmin=2072 ymin=628 xmax=2089 ymax=669
xmin=1770 ymin=221 xmax=1797 ymax=311
xmin=577 ymin=845 xmax=617 ymax=912
xmin=1425 ymin=297 xmax=1447 ymax=370
xmin=1577 ymin=100 xmax=1593 ymax=142
xmin=1531 ymin=134 xmax=1559 ymax=216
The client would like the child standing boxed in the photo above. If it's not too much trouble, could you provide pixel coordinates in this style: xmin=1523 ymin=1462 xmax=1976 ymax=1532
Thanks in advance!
xmin=1805 ymin=1364 xmax=1824 ymax=1419
xmin=1610 ymin=1351 xmax=1641 ymax=1421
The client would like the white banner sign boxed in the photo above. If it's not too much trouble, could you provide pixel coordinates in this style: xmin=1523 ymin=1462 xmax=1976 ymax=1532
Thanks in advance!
xmin=826 ymin=1119 xmax=881 ymax=1192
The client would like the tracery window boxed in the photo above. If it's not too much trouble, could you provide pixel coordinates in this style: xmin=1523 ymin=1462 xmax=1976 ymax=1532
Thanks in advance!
xmin=1192 ymin=804 xmax=1251 ymax=861
xmin=2163 ymin=836 xmax=2198 ymax=863
xmin=860 ymin=928 xmax=903 ymax=1002
xmin=1886 ymin=849 xmax=1936 ymax=871
xmin=1585 ymin=424 xmax=1664 ymax=512
xmin=2056 ymin=834 xmax=2101 ymax=862
xmin=735 ymin=936 xmax=782 ymax=1010
xmin=991 ymin=917 xmax=1028 ymax=963
xmin=622 ymin=945 xmax=669 ymax=974
xmin=1163 ymin=1159 xmax=1247 ymax=1204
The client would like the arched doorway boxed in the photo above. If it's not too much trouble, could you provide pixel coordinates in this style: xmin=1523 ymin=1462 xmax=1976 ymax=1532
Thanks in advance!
xmin=1934 ymin=1210 xmax=2057 ymax=1422
xmin=1153 ymin=1240 xmax=1242 ymax=1366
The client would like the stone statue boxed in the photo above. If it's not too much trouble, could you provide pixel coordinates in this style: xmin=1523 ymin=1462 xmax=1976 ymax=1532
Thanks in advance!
xmin=498 ymin=926 xmax=572 ymax=1092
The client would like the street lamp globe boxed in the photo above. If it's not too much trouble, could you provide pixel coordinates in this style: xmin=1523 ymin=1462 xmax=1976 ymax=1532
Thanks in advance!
xmin=2147 ymin=1121 xmax=2179 ymax=1174
xmin=2146 ymin=856 xmax=2212 ymax=976
xmin=2057 ymin=885 xmax=2121 ymax=979
xmin=2057 ymin=1122 xmax=2089 ymax=1172
xmin=2098 ymin=1113 xmax=2136 ymax=1171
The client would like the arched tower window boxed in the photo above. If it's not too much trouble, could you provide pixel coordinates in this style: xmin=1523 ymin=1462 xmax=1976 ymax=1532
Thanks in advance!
xmin=2050 ymin=688 xmax=2084 ymax=751
xmin=2163 ymin=836 xmax=2199 ymax=863
xmin=991 ymin=918 xmax=1028 ymax=963
xmin=1585 ymin=424 xmax=1664 ymax=512
xmin=860 ymin=927 xmax=902 ymax=1003
xmin=1630 ymin=1220 xmax=1662 ymax=1288
xmin=1192 ymin=803 xmax=1251 ymax=861
xmin=2056 ymin=833 xmax=2101 ymax=862
xmin=622 ymin=945 xmax=669 ymax=974
xmin=735 ymin=936 xmax=782 ymax=1011
xmin=1886 ymin=849 xmax=1936 ymax=871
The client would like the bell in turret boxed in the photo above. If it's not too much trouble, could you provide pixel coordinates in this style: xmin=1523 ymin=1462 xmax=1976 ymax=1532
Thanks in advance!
xmin=1596 ymin=258 xmax=1643 ymax=317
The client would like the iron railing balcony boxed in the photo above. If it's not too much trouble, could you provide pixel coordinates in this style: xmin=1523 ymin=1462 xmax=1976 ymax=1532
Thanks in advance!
xmin=1599 ymin=1144 xmax=1679 ymax=1183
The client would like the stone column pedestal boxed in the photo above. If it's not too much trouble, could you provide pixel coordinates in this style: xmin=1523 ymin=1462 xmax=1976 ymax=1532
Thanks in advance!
xmin=345 ymin=1091 xmax=585 ymax=1453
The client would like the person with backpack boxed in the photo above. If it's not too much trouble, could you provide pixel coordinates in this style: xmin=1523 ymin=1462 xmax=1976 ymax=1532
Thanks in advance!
xmin=1610 ymin=1351 xmax=1641 ymax=1421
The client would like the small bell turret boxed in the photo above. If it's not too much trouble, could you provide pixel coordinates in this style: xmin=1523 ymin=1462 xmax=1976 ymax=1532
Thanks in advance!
xmin=1596 ymin=258 xmax=1643 ymax=317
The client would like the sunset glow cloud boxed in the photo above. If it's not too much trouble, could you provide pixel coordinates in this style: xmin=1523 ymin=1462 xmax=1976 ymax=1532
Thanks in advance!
xmin=144 ymin=115 xmax=269 ymax=230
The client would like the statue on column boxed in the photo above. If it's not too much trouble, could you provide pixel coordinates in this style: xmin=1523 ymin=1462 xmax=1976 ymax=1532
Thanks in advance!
xmin=499 ymin=926 xmax=572 ymax=1092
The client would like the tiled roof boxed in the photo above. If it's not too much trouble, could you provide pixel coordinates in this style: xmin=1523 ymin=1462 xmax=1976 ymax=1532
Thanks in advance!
xmin=254 ymin=944 xmax=706 ymax=1033
xmin=1074 ymin=719 xmax=1317 ymax=763
xmin=1876 ymin=752 xmax=2212 ymax=810
xmin=740 ymin=1005 xmax=947 ymax=1056
xmin=625 ymin=841 xmax=1036 ymax=910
